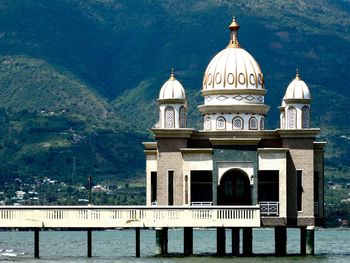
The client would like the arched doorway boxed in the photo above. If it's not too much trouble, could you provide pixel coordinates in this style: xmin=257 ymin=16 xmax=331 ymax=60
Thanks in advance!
xmin=218 ymin=169 xmax=251 ymax=205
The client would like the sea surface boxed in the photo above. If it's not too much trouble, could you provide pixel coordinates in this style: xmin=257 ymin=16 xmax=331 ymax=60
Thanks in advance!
xmin=0 ymin=228 xmax=349 ymax=262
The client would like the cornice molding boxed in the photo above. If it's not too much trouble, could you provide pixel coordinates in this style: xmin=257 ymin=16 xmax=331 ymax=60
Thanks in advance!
xmin=276 ymin=128 xmax=320 ymax=138
xmin=151 ymin=128 xmax=194 ymax=138
xmin=198 ymin=104 xmax=269 ymax=115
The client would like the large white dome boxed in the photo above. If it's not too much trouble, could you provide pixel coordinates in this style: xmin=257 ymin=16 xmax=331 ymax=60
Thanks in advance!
xmin=284 ymin=71 xmax=311 ymax=100
xmin=203 ymin=48 xmax=264 ymax=90
xmin=159 ymin=70 xmax=186 ymax=100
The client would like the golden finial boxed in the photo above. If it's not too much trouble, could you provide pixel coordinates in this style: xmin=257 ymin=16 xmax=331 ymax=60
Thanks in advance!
xmin=295 ymin=68 xmax=301 ymax=80
xmin=228 ymin=16 xmax=240 ymax=48
xmin=170 ymin=67 xmax=175 ymax=80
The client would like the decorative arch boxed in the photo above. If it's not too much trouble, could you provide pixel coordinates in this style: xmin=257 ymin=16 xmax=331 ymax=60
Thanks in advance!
xmin=205 ymin=117 xmax=211 ymax=130
xmin=302 ymin=106 xmax=310 ymax=128
xmin=260 ymin=117 xmax=265 ymax=130
xmin=165 ymin=106 xmax=175 ymax=128
xmin=288 ymin=107 xmax=297 ymax=129
xmin=179 ymin=106 xmax=186 ymax=128
xmin=249 ymin=117 xmax=258 ymax=130
xmin=218 ymin=169 xmax=251 ymax=205
xmin=232 ymin=116 xmax=244 ymax=130
xmin=216 ymin=116 xmax=226 ymax=130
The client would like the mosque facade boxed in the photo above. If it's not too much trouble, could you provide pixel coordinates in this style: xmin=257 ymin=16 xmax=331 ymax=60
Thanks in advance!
xmin=143 ymin=18 xmax=325 ymax=232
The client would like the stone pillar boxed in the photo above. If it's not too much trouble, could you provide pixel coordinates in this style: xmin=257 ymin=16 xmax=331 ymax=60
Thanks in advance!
xmin=34 ymin=228 xmax=40 ymax=258
xmin=135 ymin=228 xmax=141 ymax=258
xmin=155 ymin=228 xmax=168 ymax=256
xmin=300 ymin=226 xmax=306 ymax=255
xmin=242 ymin=228 xmax=252 ymax=256
xmin=87 ymin=229 xmax=92 ymax=258
xmin=275 ymin=226 xmax=287 ymax=256
xmin=232 ymin=228 xmax=240 ymax=256
xmin=306 ymin=226 xmax=315 ymax=255
xmin=183 ymin=227 xmax=193 ymax=256
xmin=216 ymin=227 xmax=226 ymax=256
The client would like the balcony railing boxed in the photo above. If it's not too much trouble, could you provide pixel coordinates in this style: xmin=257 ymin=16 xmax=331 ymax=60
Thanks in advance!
xmin=259 ymin=202 xmax=279 ymax=216
xmin=0 ymin=205 xmax=261 ymax=228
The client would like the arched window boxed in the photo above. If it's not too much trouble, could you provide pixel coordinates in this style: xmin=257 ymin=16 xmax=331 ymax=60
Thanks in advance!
xmin=288 ymin=107 xmax=297 ymax=129
xmin=179 ymin=106 xmax=186 ymax=128
xmin=281 ymin=113 xmax=286 ymax=129
xmin=232 ymin=117 xmax=244 ymax=130
xmin=216 ymin=116 xmax=226 ymax=130
xmin=260 ymin=117 xmax=265 ymax=130
xmin=165 ymin=106 xmax=175 ymax=128
xmin=205 ymin=117 xmax=211 ymax=130
xmin=302 ymin=106 xmax=310 ymax=128
xmin=249 ymin=117 xmax=258 ymax=130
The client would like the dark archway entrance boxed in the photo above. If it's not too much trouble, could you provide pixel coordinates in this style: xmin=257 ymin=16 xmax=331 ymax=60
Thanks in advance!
xmin=218 ymin=169 xmax=251 ymax=205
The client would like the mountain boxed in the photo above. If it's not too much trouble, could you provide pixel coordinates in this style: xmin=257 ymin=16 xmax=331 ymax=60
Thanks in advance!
xmin=0 ymin=0 xmax=349 ymax=207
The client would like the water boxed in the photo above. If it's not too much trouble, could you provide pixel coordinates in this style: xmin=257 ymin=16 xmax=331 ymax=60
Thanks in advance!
xmin=0 ymin=228 xmax=349 ymax=262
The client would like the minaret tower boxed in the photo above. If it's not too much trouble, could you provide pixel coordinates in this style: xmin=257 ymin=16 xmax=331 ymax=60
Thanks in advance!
xmin=155 ymin=68 xmax=187 ymax=129
xmin=280 ymin=69 xmax=311 ymax=129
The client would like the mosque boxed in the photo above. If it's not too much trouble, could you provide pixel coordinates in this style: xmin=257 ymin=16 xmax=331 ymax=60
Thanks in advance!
xmin=143 ymin=17 xmax=325 ymax=255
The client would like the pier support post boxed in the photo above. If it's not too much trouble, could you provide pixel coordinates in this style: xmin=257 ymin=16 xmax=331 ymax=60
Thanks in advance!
xmin=183 ymin=227 xmax=193 ymax=256
xmin=135 ymin=228 xmax=141 ymax=258
xmin=231 ymin=228 xmax=240 ymax=256
xmin=306 ymin=226 xmax=315 ymax=255
xmin=300 ymin=226 xmax=306 ymax=255
xmin=275 ymin=226 xmax=287 ymax=256
xmin=155 ymin=228 xmax=168 ymax=256
xmin=87 ymin=229 xmax=92 ymax=258
xmin=242 ymin=228 xmax=252 ymax=256
xmin=216 ymin=227 xmax=226 ymax=256
xmin=34 ymin=228 xmax=40 ymax=258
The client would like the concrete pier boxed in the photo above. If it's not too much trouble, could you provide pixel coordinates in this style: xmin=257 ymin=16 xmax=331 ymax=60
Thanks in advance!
xmin=232 ymin=228 xmax=240 ymax=256
xmin=183 ymin=227 xmax=193 ymax=256
xmin=155 ymin=228 xmax=168 ymax=256
xmin=216 ymin=227 xmax=226 ymax=256
xmin=306 ymin=226 xmax=315 ymax=255
xmin=275 ymin=226 xmax=287 ymax=256
xmin=243 ymin=228 xmax=252 ymax=256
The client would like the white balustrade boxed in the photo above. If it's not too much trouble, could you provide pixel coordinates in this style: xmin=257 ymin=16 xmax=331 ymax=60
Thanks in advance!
xmin=0 ymin=205 xmax=260 ymax=228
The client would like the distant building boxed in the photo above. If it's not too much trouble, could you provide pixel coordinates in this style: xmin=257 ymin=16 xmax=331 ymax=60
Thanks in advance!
xmin=143 ymin=17 xmax=325 ymax=253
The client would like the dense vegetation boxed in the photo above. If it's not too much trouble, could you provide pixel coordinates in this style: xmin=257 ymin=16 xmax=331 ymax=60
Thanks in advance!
xmin=0 ymin=0 xmax=349 ymax=226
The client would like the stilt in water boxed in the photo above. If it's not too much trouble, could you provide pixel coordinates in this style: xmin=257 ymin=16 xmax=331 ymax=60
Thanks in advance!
xmin=306 ymin=226 xmax=315 ymax=255
xmin=275 ymin=226 xmax=287 ymax=256
xmin=232 ymin=228 xmax=240 ymax=256
xmin=155 ymin=228 xmax=168 ymax=256
xmin=216 ymin=227 xmax=226 ymax=256
xmin=135 ymin=228 xmax=141 ymax=258
xmin=183 ymin=227 xmax=193 ymax=256
xmin=34 ymin=228 xmax=40 ymax=258
xmin=87 ymin=229 xmax=92 ymax=258
xmin=242 ymin=228 xmax=252 ymax=256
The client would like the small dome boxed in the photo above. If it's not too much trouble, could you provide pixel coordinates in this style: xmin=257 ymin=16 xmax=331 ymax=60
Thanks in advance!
xmin=284 ymin=70 xmax=311 ymax=100
xmin=202 ymin=17 xmax=264 ymax=91
xmin=159 ymin=69 xmax=186 ymax=100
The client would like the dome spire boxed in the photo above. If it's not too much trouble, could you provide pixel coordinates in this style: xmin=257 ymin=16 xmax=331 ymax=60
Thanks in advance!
xmin=228 ymin=16 xmax=240 ymax=48
xmin=170 ymin=67 xmax=175 ymax=80
xmin=295 ymin=68 xmax=301 ymax=80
